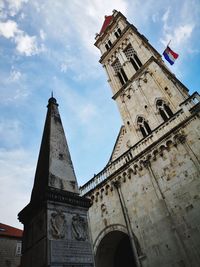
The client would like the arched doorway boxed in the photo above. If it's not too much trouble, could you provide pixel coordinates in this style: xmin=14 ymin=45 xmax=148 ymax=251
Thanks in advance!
xmin=95 ymin=230 xmax=137 ymax=267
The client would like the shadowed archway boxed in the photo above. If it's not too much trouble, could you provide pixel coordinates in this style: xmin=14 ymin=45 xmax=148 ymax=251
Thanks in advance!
xmin=95 ymin=230 xmax=136 ymax=267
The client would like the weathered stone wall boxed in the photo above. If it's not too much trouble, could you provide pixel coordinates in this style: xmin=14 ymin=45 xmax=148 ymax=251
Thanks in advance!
xmin=89 ymin=10 xmax=200 ymax=267
xmin=0 ymin=237 xmax=22 ymax=267
xmin=115 ymin=60 xmax=189 ymax=146
xmin=87 ymin=115 xmax=200 ymax=267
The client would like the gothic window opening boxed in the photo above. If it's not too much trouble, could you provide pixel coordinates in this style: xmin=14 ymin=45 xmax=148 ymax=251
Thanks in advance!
xmin=156 ymin=100 xmax=173 ymax=122
xmin=112 ymin=59 xmax=128 ymax=86
xmin=105 ymin=43 xmax=109 ymax=51
xmin=108 ymin=40 xmax=112 ymax=47
xmin=137 ymin=116 xmax=151 ymax=138
xmin=115 ymin=32 xmax=120 ymax=38
xmin=124 ymin=44 xmax=142 ymax=72
xmin=105 ymin=39 xmax=112 ymax=51
xmin=114 ymin=28 xmax=122 ymax=39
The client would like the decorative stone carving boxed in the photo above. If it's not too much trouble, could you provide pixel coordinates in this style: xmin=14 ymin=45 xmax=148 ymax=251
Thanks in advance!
xmin=143 ymin=159 xmax=151 ymax=169
xmin=50 ymin=210 xmax=66 ymax=239
xmin=72 ymin=214 xmax=88 ymax=241
xmin=176 ymin=133 xmax=187 ymax=144
xmin=101 ymin=203 xmax=108 ymax=217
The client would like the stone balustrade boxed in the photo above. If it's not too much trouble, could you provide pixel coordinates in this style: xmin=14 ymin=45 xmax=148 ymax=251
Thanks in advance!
xmin=80 ymin=92 xmax=200 ymax=196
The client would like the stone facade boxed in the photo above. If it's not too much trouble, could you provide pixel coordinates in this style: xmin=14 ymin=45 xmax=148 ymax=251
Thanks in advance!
xmin=0 ymin=237 xmax=21 ymax=267
xmin=80 ymin=10 xmax=200 ymax=267
xmin=0 ymin=223 xmax=22 ymax=267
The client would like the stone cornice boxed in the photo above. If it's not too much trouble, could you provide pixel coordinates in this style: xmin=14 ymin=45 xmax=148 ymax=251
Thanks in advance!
xmin=112 ymin=56 xmax=189 ymax=100
xmin=80 ymin=108 xmax=200 ymax=196
xmin=18 ymin=187 xmax=91 ymax=224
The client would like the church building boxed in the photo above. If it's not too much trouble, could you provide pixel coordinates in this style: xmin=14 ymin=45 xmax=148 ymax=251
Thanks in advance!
xmin=80 ymin=10 xmax=200 ymax=267
xmin=18 ymin=9 xmax=200 ymax=267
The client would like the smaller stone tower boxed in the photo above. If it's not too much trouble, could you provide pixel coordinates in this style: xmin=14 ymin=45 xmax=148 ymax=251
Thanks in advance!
xmin=18 ymin=97 xmax=94 ymax=267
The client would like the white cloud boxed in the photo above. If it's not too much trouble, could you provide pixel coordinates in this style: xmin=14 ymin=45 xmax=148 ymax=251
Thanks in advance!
xmin=15 ymin=34 xmax=39 ymax=56
xmin=0 ymin=0 xmax=6 ymax=19
xmin=9 ymin=69 xmax=22 ymax=81
xmin=161 ymin=23 xmax=194 ymax=47
xmin=0 ymin=148 xmax=35 ymax=228
xmin=60 ymin=63 xmax=68 ymax=73
xmin=0 ymin=67 xmax=29 ymax=103
xmin=0 ymin=20 xmax=18 ymax=38
xmin=0 ymin=119 xmax=22 ymax=147
xmin=7 ymin=0 xmax=29 ymax=16
xmin=173 ymin=24 xmax=194 ymax=45
xmin=159 ymin=3 xmax=196 ymax=51
xmin=78 ymin=103 xmax=97 ymax=124
xmin=0 ymin=19 xmax=43 ymax=56
xmin=162 ymin=7 xmax=170 ymax=25
xmin=39 ymin=29 xmax=46 ymax=40
xmin=152 ymin=13 xmax=159 ymax=23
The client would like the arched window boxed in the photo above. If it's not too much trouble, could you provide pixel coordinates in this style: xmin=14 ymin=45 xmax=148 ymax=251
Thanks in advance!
xmin=156 ymin=100 xmax=173 ymax=121
xmin=124 ymin=44 xmax=142 ymax=72
xmin=108 ymin=40 xmax=112 ymax=47
xmin=105 ymin=43 xmax=109 ymax=51
xmin=114 ymin=28 xmax=122 ymax=39
xmin=105 ymin=39 xmax=112 ymax=51
xmin=137 ymin=117 xmax=151 ymax=138
xmin=112 ymin=58 xmax=128 ymax=86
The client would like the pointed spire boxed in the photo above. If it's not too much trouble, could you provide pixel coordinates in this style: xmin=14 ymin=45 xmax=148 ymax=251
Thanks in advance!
xmin=31 ymin=97 xmax=79 ymax=203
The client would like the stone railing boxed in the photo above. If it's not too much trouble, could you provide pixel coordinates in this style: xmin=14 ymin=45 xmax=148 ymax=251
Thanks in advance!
xmin=80 ymin=93 xmax=200 ymax=196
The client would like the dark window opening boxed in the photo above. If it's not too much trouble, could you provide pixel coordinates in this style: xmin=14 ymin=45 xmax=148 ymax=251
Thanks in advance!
xmin=130 ymin=57 xmax=139 ymax=71
xmin=137 ymin=117 xmax=151 ymax=138
xmin=140 ymin=126 xmax=147 ymax=137
xmin=117 ymin=72 xmax=125 ymax=85
xmin=159 ymin=109 xmax=168 ymax=121
xmin=108 ymin=40 xmax=112 ymax=47
xmin=105 ymin=44 xmax=109 ymax=51
xmin=134 ymin=54 xmax=142 ymax=67
xmin=157 ymin=100 xmax=173 ymax=122
xmin=121 ymin=68 xmax=128 ymax=82
xmin=164 ymin=104 xmax=173 ymax=117
xmin=124 ymin=44 xmax=142 ymax=73
xmin=144 ymin=120 xmax=151 ymax=134
xmin=115 ymin=32 xmax=120 ymax=38
xmin=117 ymin=28 xmax=121 ymax=35
xmin=112 ymin=58 xmax=128 ymax=86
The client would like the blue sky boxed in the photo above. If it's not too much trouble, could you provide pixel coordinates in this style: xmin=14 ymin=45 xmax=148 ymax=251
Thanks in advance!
xmin=0 ymin=0 xmax=199 ymax=229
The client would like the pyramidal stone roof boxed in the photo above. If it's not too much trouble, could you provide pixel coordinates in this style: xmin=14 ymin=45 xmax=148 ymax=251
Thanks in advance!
xmin=30 ymin=97 xmax=79 ymax=203
xmin=99 ymin=15 xmax=113 ymax=35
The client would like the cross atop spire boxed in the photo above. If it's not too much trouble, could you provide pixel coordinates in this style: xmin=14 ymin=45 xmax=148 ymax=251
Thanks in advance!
xmin=30 ymin=97 xmax=79 ymax=203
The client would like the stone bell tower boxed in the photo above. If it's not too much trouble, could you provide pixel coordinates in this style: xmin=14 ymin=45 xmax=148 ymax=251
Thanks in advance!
xmin=95 ymin=10 xmax=189 ymax=148
xmin=18 ymin=97 xmax=94 ymax=267
xmin=79 ymin=10 xmax=200 ymax=267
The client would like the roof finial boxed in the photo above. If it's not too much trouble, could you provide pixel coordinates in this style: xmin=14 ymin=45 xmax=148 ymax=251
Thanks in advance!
xmin=48 ymin=90 xmax=57 ymax=105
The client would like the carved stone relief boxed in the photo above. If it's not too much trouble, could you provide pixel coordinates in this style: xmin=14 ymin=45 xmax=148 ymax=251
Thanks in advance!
xmin=49 ymin=210 xmax=66 ymax=239
xmin=71 ymin=214 xmax=88 ymax=241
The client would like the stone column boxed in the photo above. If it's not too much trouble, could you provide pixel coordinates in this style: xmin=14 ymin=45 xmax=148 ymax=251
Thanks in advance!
xmin=113 ymin=180 xmax=142 ymax=267
xmin=175 ymin=133 xmax=200 ymax=176
xmin=105 ymin=62 xmax=121 ymax=93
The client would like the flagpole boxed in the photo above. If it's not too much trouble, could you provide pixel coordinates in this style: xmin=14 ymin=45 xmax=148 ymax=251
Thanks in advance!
xmin=167 ymin=40 xmax=171 ymax=47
